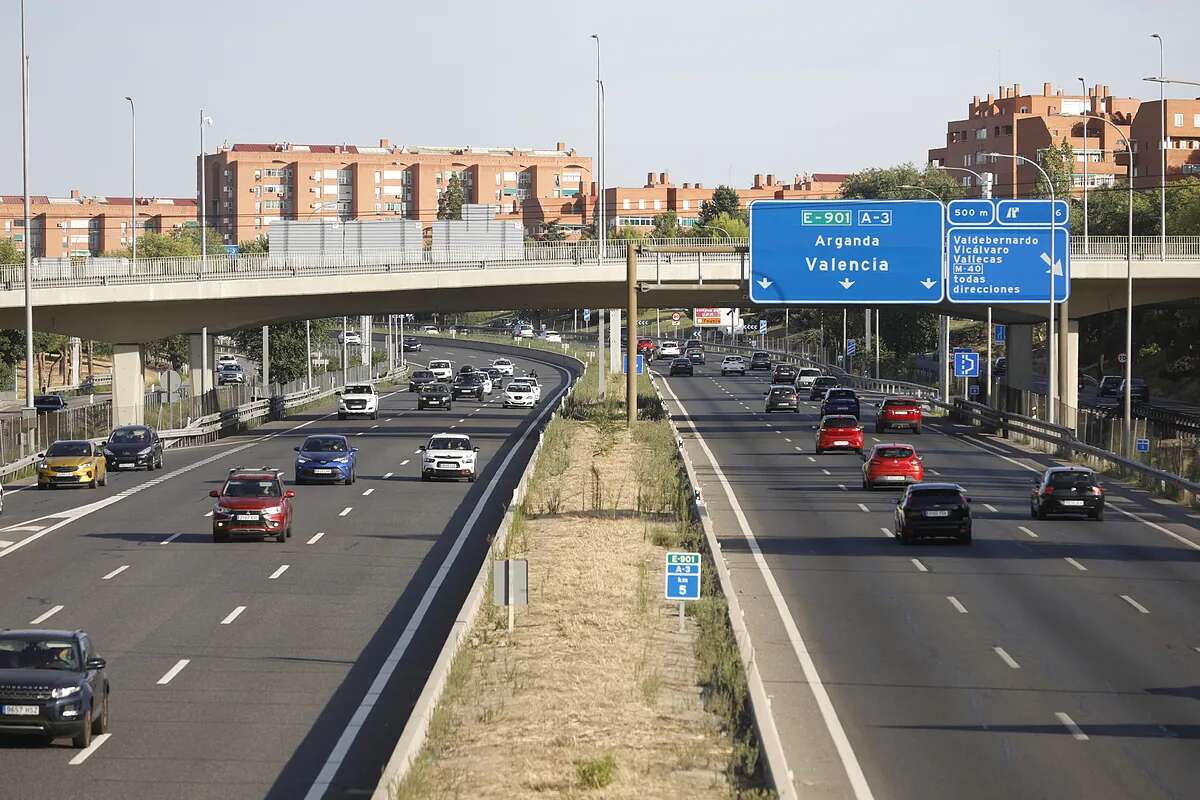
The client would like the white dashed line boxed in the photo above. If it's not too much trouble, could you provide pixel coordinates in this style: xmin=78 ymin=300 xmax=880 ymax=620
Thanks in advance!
xmin=880 ymin=527 xmax=894 ymax=538
xmin=838 ymin=484 xmax=847 ymax=491
xmin=362 ymin=488 xmax=374 ymax=496
xmin=857 ymin=503 xmax=870 ymax=513
xmin=1119 ymin=594 xmax=1150 ymax=614
xmin=371 ymin=425 xmax=379 ymax=429
xmin=268 ymin=564 xmax=290 ymax=580
xmin=220 ymin=606 xmax=247 ymax=625
xmin=29 ymin=605 xmax=64 ymax=625
xmin=1065 ymin=557 xmax=1088 ymax=571
xmin=339 ymin=507 xmax=352 ymax=517
xmin=946 ymin=596 xmax=968 ymax=614
xmin=822 ymin=468 xmax=832 ymax=476
xmin=458 ymin=418 xmax=466 ymax=423
xmin=101 ymin=565 xmax=129 ymax=581
xmin=160 ymin=532 xmax=183 ymax=545
xmin=400 ymin=460 xmax=409 ymax=466
xmin=203 ymin=511 xmax=213 ymax=517
xmin=306 ymin=532 xmax=325 ymax=545
xmin=355 ymin=432 xmax=365 ymax=437
xmin=983 ymin=503 xmax=999 ymax=513
xmin=784 ymin=438 xmax=792 ymax=443
xmin=382 ymin=472 xmax=394 ymax=479
xmin=993 ymin=646 xmax=1021 ymax=669
xmin=413 ymin=449 xmax=421 ymax=455
xmin=1018 ymin=526 xmax=1039 ymax=538
xmin=68 ymin=733 xmax=112 ymax=765
xmin=157 ymin=659 xmax=190 ymax=685
xmin=1055 ymin=712 xmax=1089 ymax=741
xmin=910 ymin=558 xmax=928 ymax=573
xmin=927 ymin=469 xmax=940 ymax=476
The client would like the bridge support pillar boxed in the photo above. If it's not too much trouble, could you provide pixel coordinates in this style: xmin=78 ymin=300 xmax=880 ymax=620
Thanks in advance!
xmin=1005 ymin=324 xmax=1034 ymax=415
xmin=360 ymin=315 xmax=371 ymax=367
xmin=68 ymin=337 xmax=80 ymax=386
xmin=111 ymin=344 xmax=145 ymax=427
xmin=1059 ymin=316 xmax=1079 ymax=431
xmin=609 ymin=308 xmax=622 ymax=374
xmin=188 ymin=333 xmax=214 ymax=397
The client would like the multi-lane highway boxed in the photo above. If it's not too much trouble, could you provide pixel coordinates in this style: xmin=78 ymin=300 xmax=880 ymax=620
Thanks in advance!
xmin=657 ymin=359 xmax=1200 ymax=800
xmin=0 ymin=339 xmax=577 ymax=800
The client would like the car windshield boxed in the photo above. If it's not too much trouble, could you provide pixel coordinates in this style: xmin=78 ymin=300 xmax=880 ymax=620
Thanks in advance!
xmin=826 ymin=389 xmax=855 ymax=400
xmin=421 ymin=384 xmax=448 ymax=393
xmin=509 ymin=381 xmax=532 ymax=390
xmin=907 ymin=489 xmax=964 ymax=508
xmin=223 ymin=479 xmax=282 ymax=497
xmin=413 ymin=371 xmax=434 ymax=380
xmin=798 ymin=368 xmax=821 ymax=376
xmin=753 ymin=353 xmax=769 ymax=359
xmin=1049 ymin=472 xmax=1097 ymax=489
xmin=46 ymin=441 xmax=90 ymax=457
xmin=0 ymin=638 xmax=80 ymax=671
xmin=823 ymin=417 xmax=858 ymax=430
xmin=876 ymin=447 xmax=914 ymax=459
xmin=429 ymin=437 xmax=470 ymax=451
xmin=345 ymin=385 xmax=372 ymax=394
xmin=220 ymin=364 xmax=241 ymax=372
xmin=457 ymin=375 xmax=483 ymax=384
xmin=34 ymin=395 xmax=62 ymax=406
xmin=303 ymin=436 xmax=347 ymax=453
xmin=1099 ymin=377 xmax=1121 ymax=388
xmin=883 ymin=399 xmax=917 ymax=408
xmin=109 ymin=427 xmax=150 ymax=444
xmin=430 ymin=361 xmax=450 ymax=369
xmin=815 ymin=378 xmax=837 ymax=386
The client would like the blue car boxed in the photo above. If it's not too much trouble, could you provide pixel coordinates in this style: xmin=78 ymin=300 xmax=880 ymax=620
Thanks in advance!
xmin=294 ymin=434 xmax=358 ymax=484
xmin=820 ymin=388 xmax=861 ymax=419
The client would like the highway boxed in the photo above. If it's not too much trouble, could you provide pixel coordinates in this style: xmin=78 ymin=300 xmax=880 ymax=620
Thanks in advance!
xmin=0 ymin=338 xmax=577 ymax=800
xmin=656 ymin=360 xmax=1200 ymax=800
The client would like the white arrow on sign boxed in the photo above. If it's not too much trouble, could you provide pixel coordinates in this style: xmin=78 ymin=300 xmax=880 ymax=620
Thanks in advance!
xmin=838 ymin=278 xmax=855 ymax=290
xmin=757 ymin=277 xmax=773 ymax=289
xmin=921 ymin=278 xmax=936 ymax=289
xmin=1040 ymin=252 xmax=1064 ymax=276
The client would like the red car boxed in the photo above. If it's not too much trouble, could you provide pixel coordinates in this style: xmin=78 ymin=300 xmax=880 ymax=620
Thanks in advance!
xmin=637 ymin=338 xmax=657 ymax=360
xmin=210 ymin=468 xmax=295 ymax=543
xmin=815 ymin=415 xmax=864 ymax=455
xmin=876 ymin=397 xmax=923 ymax=434
xmin=862 ymin=443 xmax=924 ymax=489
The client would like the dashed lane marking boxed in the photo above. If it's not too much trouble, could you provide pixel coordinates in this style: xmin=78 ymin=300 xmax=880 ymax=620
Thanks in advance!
xmin=68 ymin=733 xmax=111 ymax=765
xmin=160 ymin=532 xmax=183 ymax=545
xmin=220 ymin=606 xmax=246 ymax=625
xmin=157 ymin=659 xmax=190 ymax=685
xmin=1019 ymin=526 xmax=1039 ymax=538
xmin=993 ymin=646 xmax=1021 ymax=669
xmin=101 ymin=565 xmax=129 ymax=581
xmin=306 ymin=532 xmax=325 ymax=545
xmin=911 ymin=558 xmax=928 ymax=573
xmin=1056 ymin=712 xmax=1089 ymax=741
xmin=947 ymin=596 xmax=968 ymax=614
xmin=268 ymin=564 xmax=290 ymax=580
xmin=1065 ymin=557 xmax=1088 ymax=571
xmin=1119 ymin=594 xmax=1150 ymax=614
xmin=339 ymin=507 xmax=352 ymax=517
xmin=30 ymin=605 xmax=64 ymax=625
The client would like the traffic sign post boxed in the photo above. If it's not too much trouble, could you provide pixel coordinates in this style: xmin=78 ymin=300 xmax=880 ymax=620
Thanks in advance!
xmin=994 ymin=324 xmax=1006 ymax=343
xmin=749 ymin=200 xmax=944 ymax=304
xmin=583 ymin=308 xmax=591 ymax=324
xmin=1136 ymin=438 xmax=1150 ymax=454
xmin=665 ymin=552 xmax=701 ymax=632
xmin=847 ymin=338 xmax=857 ymax=357
xmin=623 ymin=353 xmax=645 ymax=375
xmin=954 ymin=351 xmax=980 ymax=378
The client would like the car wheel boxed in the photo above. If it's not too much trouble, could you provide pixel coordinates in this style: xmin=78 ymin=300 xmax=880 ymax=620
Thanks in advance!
xmin=346 ymin=470 xmax=355 ymax=486
xmin=99 ymin=471 xmax=107 ymax=487
xmin=898 ymin=526 xmax=913 ymax=545
xmin=913 ymin=426 xmax=921 ymax=435
xmin=1030 ymin=503 xmax=1038 ymax=519
xmin=37 ymin=482 xmax=46 ymax=490
xmin=421 ymin=473 xmax=430 ymax=481
xmin=213 ymin=532 xmax=228 ymax=543
xmin=1092 ymin=507 xmax=1104 ymax=521
xmin=89 ymin=477 xmax=98 ymax=489
xmin=276 ymin=530 xmax=287 ymax=543
xmin=372 ymin=412 xmax=379 ymax=420
xmin=815 ymin=448 xmax=823 ymax=455
xmin=1036 ymin=506 xmax=1048 ymax=521
xmin=875 ymin=424 xmax=883 ymax=434
xmin=861 ymin=478 xmax=868 ymax=490
xmin=468 ymin=475 xmax=476 ymax=483
xmin=958 ymin=529 xmax=973 ymax=544
xmin=295 ymin=477 xmax=306 ymax=486
xmin=92 ymin=691 xmax=109 ymax=735
xmin=286 ymin=526 xmax=292 ymax=538
xmin=73 ymin=711 xmax=93 ymax=749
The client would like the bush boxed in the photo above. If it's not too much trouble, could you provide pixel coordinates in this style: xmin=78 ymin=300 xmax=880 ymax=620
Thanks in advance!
xmin=574 ymin=754 xmax=616 ymax=789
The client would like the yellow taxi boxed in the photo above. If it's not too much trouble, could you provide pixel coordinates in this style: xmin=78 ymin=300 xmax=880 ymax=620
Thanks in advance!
xmin=36 ymin=440 xmax=108 ymax=489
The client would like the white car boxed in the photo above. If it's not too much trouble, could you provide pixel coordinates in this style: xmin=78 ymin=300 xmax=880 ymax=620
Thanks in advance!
xmin=516 ymin=377 xmax=542 ymax=401
xmin=338 ymin=383 xmax=378 ymax=420
xmin=720 ymin=356 xmax=746 ymax=376
xmin=659 ymin=340 xmax=681 ymax=358
xmin=504 ymin=380 xmax=537 ymax=408
xmin=428 ymin=360 xmax=454 ymax=380
xmin=543 ymin=330 xmax=562 ymax=343
xmin=338 ymin=332 xmax=362 ymax=345
xmin=477 ymin=374 xmax=494 ymax=395
xmin=421 ymin=325 xmax=440 ymax=334
xmin=216 ymin=353 xmax=239 ymax=368
xmin=491 ymin=358 xmax=515 ymax=376
xmin=796 ymin=368 xmax=823 ymax=389
xmin=420 ymin=433 xmax=479 ymax=482
xmin=517 ymin=325 xmax=535 ymax=338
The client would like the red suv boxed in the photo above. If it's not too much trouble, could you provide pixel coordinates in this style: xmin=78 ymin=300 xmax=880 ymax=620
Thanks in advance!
xmin=862 ymin=443 xmax=924 ymax=489
xmin=637 ymin=338 xmax=657 ymax=360
xmin=210 ymin=468 xmax=295 ymax=542
xmin=815 ymin=415 xmax=864 ymax=455
xmin=876 ymin=397 xmax=923 ymax=434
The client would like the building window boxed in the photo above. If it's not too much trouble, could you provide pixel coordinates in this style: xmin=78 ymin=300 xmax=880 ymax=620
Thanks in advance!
xmin=623 ymin=199 xmax=630 ymax=209
xmin=254 ymin=170 xmax=261 ymax=180
xmin=375 ymin=171 xmax=381 ymax=184
xmin=653 ymin=200 xmax=661 ymax=210
xmin=264 ymin=168 xmax=291 ymax=178
xmin=975 ymin=128 xmax=987 ymax=140
xmin=1194 ymin=114 xmax=1200 ymax=128
xmin=638 ymin=199 xmax=646 ymax=210
xmin=1174 ymin=113 xmax=1184 ymax=127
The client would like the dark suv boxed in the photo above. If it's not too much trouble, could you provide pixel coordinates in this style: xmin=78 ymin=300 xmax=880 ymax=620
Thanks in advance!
xmin=409 ymin=369 xmax=437 ymax=392
xmin=894 ymin=483 xmax=973 ymax=544
xmin=771 ymin=364 xmax=797 ymax=385
xmin=821 ymin=388 xmax=861 ymax=419
xmin=1120 ymin=377 xmax=1150 ymax=403
xmin=417 ymin=383 xmax=453 ymax=410
xmin=0 ymin=629 xmax=110 ymax=748
xmin=750 ymin=352 xmax=772 ymax=371
xmin=102 ymin=424 xmax=164 ymax=471
xmin=452 ymin=373 xmax=486 ymax=400
xmin=1031 ymin=467 xmax=1105 ymax=520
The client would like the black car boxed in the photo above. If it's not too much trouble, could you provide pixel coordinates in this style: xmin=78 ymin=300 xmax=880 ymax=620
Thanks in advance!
xmin=771 ymin=364 xmax=797 ymax=385
xmin=1031 ymin=467 xmax=1105 ymax=520
xmin=33 ymin=395 xmax=67 ymax=414
xmin=102 ymin=425 xmax=164 ymax=471
xmin=485 ymin=367 xmax=504 ymax=387
xmin=1096 ymin=375 xmax=1121 ymax=399
xmin=894 ymin=483 xmax=972 ymax=544
xmin=669 ymin=357 xmax=693 ymax=376
xmin=686 ymin=348 xmax=705 ymax=365
xmin=993 ymin=357 xmax=1007 ymax=376
xmin=809 ymin=376 xmax=839 ymax=401
xmin=0 ymin=629 xmax=110 ymax=748
xmin=452 ymin=373 xmax=486 ymax=400
xmin=409 ymin=369 xmax=437 ymax=393
xmin=417 ymin=383 xmax=452 ymax=410
xmin=402 ymin=338 xmax=423 ymax=352
xmin=821 ymin=388 xmax=861 ymax=419
xmin=458 ymin=365 xmax=477 ymax=375
xmin=764 ymin=385 xmax=800 ymax=413
xmin=749 ymin=351 xmax=772 ymax=371
xmin=1120 ymin=377 xmax=1150 ymax=403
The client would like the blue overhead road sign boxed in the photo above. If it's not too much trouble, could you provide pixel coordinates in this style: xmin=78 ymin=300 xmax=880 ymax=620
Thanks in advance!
xmin=954 ymin=351 xmax=980 ymax=378
xmin=995 ymin=199 xmax=1069 ymax=226
xmin=947 ymin=226 xmax=1069 ymax=304
xmin=994 ymin=324 xmax=1006 ymax=343
xmin=946 ymin=200 xmax=995 ymax=226
xmin=749 ymin=200 xmax=944 ymax=304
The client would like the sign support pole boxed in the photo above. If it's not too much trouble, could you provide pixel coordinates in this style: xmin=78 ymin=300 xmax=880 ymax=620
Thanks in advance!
xmin=626 ymin=242 xmax=638 ymax=427
xmin=507 ymin=558 xmax=515 ymax=634
xmin=679 ymin=601 xmax=685 ymax=633
xmin=987 ymin=308 xmax=993 ymax=405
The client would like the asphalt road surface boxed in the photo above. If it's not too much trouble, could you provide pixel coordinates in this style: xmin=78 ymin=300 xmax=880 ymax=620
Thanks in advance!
xmin=656 ymin=360 xmax=1200 ymax=800
xmin=0 ymin=339 xmax=577 ymax=800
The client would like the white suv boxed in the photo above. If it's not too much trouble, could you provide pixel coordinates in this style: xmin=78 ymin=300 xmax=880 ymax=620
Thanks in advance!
xmin=420 ymin=433 xmax=479 ymax=482
xmin=659 ymin=341 xmax=681 ymax=358
xmin=428 ymin=360 xmax=454 ymax=380
xmin=338 ymin=383 xmax=378 ymax=420
xmin=491 ymin=358 xmax=515 ymax=376
xmin=720 ymin=356 xmax=746 ymax=376
xmin=796 ymin=368 xmax=823 ymax=389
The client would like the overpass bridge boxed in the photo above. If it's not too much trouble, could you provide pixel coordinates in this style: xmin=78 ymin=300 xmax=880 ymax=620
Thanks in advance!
xmin=0 ymin=236 xmax=1197 ymax=425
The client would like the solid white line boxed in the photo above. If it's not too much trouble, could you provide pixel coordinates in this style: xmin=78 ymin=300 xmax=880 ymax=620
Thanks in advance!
xmin=984 ymin=503 xmax=999 ymax=513
xmin=339 ymin=507 xmax=352 ymax=517
xmin=911 ymin=558 xmax=928 ymax=573
xmin=362 ymin=488 xmax=375 ymax=496
xmin=0 ymin=540 xmax=11 ymax=548
xmin=160 ymin=532 xmax=183 ymax=545
xmin=156 ymin=659 xmax=190 ymax=685
xmin=655 ymin=375 xmax=875 ymax=800
xmin=1018 ymin=526 xmax=1039 ymax=539
xmin=880 ymin=527 xmax=894 ymax=538
xmin=4 ymin=525 xmax=44 ymax=532
xmin=946 ymin=596 xmax=968 ymax=614
xmin=68 ymin=733 xmax=112 ymax=765
xmin=268 ymin=564 xmax=290 ymax=580
xmin=857 ymin=503 xmax=870 ymax=513
xmin=220 ymin=606 xmax=246 ymax=625
xmin=101 ymin=565 xmax=129 ymax=581
xmin=382 ymin=472 xmax=394 ymax=479
xmin=30 ymin=605 xmax=64 ymax=625
xmin=1119 ymin=594 xmax=1150 ymax=614
xmin=1055 ymin=712 xmax=1089 ymax=741
xmin=993 ymin=646 xmax=1021 ymax=669
xmin=1065 ymin=557 xmax=1088 ymax=572
xmin=306 ymin=532 xmax=325 ymax=545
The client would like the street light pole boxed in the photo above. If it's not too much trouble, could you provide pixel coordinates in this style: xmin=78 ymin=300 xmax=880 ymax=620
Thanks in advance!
xmin=591 ymin=33 xmax=606 ymax=399
xmin=1078 ymin=77 xmax=1089 ymax=254
xmin=1150 ymin=34 xmax=1166 ymax=261
xmin=125 ymin=96 xmax=136 ymax=264
xmin=20 ymin=0 xmax=34 ymax=409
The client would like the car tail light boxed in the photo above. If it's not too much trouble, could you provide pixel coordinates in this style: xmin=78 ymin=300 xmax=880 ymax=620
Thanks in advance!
xmin=1091 ymin=486 xmax=1104 ymax=495
xmin=1042 ymin=486 xmax=1054 ymax=496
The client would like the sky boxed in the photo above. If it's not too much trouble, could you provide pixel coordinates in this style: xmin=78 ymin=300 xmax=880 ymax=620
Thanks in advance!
xmin=2 ymin=0 xmax=1198 ymax=198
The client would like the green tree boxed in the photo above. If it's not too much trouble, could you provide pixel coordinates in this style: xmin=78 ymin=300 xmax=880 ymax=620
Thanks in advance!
xmin=437 ymin=175 xmax=464 ymax=220
xmin=1037 ymin=139 xmax=1074 ymax=200
xmin=1082 ymin=181 xmax=1161 ymax=236
xmin=106 ymin=226 xmax=225 ymax=258
xmin=650 ymin=211 xmax=681 ymax=238
xmin=840 ymin=163 xmax=964 ymax=201
xmin=0 ymin=237 xmax=21 ymax=265
xmin=698 ymin=185 xmax=742 ymax=226
xmin=233 ymin=319 xmax=340 ymax=385
xmin=238 ymin=235 xmax=269 ymax=254
xmin=697 ymin=211 xmax=748 ymax=239
xmin=1166 ymin=177 xmax=1200 ymax=235
xmin=610 ymin=226 xmax=646 ymax=241
xmin=540 ymin=219 xmax=567 ymax=241
xmin=147 ymin=335 xmax=188 ymax=371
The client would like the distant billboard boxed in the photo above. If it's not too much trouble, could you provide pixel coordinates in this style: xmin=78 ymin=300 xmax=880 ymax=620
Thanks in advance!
xmin=694 ymin=307 xmax=724 ymax=327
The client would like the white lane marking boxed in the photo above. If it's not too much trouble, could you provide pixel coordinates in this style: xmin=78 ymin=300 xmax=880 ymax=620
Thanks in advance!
xmin=382 ymin=472 xmax=394 ymax=479
xmin=911 ymin=558 xmax=928 ymax=573
xmin=984 ymin=503 xmax=999 ymax=513
xmin=1065 ymin=557 xmax=1088 ymax=572
xmin=838 ymin=484 xmax=848 ymax=491
xmin=303 ymin=356 xmax=576 ymax=800
xmin=871 ymin=437 xmax=881 ymax=443
xmin=413 ymin=449 xmax=421 ymax=455
xmin=655 ymin=374 xmax=876 ymax=800
xmin=386 ymin=418 xmax=393 ymax=422
xmin=1056 ymin=712 xmax=1089 ymax=741
xmin=400 ymin=460 xmax=410 ymax=466
xmin=371 ymin=424 xmax=379 ymax=429
xmin=1119 ymin=594 xmax=1150 ymax=614
xmin=361 ymin=488 xmax=375 ymax=497
xmin=30 ymin=605 xmax=64 ymax=625
xmin=339 ymin=507 xmax=352 ymax=517
xmin=450 ymin=425 xmax=457 ymax=429
xmin=268 ymin=564 xmax=290 ymax=580
xmin=927 ymin=469 xmax=941 ymax=476
xmin=306 ymin=532 xmax=325 ymax=545
xmin=993 ymin=646 xmax=1021 ymax=669
xmin=4 ymin=525 xmax=45 ymax=532
xmin=68 ymin=733 xmax=112 ymax=765
xmin=807 ymin=455 xmax=815 ymax=461
xmin=857 ymin=503 xmax=870 ymax=513
xmin=220 ymin=606 xmax=246 ymax=625
xmin=355 ymin=432 xmax=365 ymax=437
xmin=880 ymin=527 xmax=894 ymax=538
xmin=822 ymin=468 xmax=832 ymax=476
xmin=101 ymin=565 xmax=129 ymax=581
xmin=1018 ymin=526 xmax=1039 ymax=539
xmin=784 ymin=438 xmax=792 ymax=443
xmin=0 ymin=540 xmax=11 ymax=548
xmin=157 ymin=659 xmax=190 ymax=685
xmin=160 ymin=532 xmax=183 ymax=545
xmin=946 ymin=596 xmax=968 ymax=614
xmin=203 ymin=511 xmax=213 ymax=518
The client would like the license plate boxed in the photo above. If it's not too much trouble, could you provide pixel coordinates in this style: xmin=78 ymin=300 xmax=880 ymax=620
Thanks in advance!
xmin=428 ymin=399 xmax=441 ymax=403
xmin=834 ymin=440 xmax=849 ymax=446
xmin=2 ymin=705 xmax=39 ymax=716
xmin=884 ymin=475 xmax=905 ymax=481
xmin=1062 ymin=500 xmax=1085 ymax=507
xmin=893 ymin=411 xmax=909 ymax=416
xmin=236 ymin=514 xmax=259 ymax=521
xmin=925 ymin=510 xmax=950 ymax=517
xmin=313 ymin=469 xmax=333 ymax=474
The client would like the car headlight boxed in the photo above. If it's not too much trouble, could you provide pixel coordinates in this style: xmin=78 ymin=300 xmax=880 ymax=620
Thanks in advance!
xmin=296 ymin=456 xmax=310 ymax=464
xmin=331 ymin=456 xmax=350 ymax=463
xmin=138 ymin=447 xmax=153 ymax=456
xmin=51 ymin=685 xmax=80 ymax=699
xmin=262 ymin=505 xmax=283 ymax=515
xmin=38 ymin=461 xmax=48 ymax=469
xmin=103 ymin=448 xmax=115 ymax=456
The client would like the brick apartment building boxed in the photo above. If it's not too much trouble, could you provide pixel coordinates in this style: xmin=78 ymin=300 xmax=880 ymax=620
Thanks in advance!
xmin=929 ymin=81 xmax=1200 ymax=197
xmin=0 ymin=191 xmax=197 ymax=258
xmin=199 ymin=140 xmax=593 ymax=245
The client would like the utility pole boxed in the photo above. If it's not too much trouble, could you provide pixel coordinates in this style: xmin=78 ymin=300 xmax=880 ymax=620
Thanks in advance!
xmin=20 ymin=1 xmax=33 ymax=409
